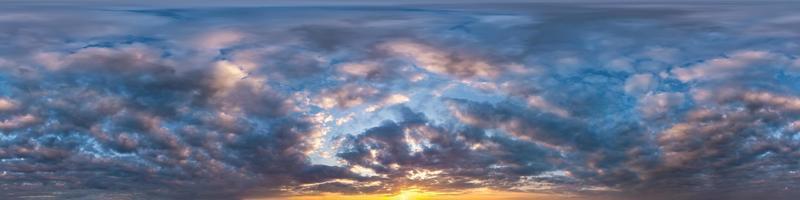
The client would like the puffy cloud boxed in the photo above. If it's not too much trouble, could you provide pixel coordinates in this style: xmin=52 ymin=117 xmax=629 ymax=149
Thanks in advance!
xmin=0 ymin=114 xmax=37 ymax=130
xmin=624 ymin=73 xmax=657 ymax=95
xmin=0 ymin=98 xmax=18 ymax=111
xmin=525 ymin=95 xmax=570 ymax=118
xmin=192 ymin=30 xmax=245 ymax=50
xmin=314 ymin=84 xmax=380 ymax=110
xmin=364 ymin=94 xmax=410 ymax=112
xmin=606 ymin=57 xmax=635 ymax=73
xmin=33 ymin=43 xmax=166 ymax=71
xmin=336 ymin=106 xmax=563 ymax=193
xmin=338 ymin=61 xmax=381 ymax=77
xmin=672 ymin=50 xmax=792 ymax=83
xmin=209 ymin=60 xmax=251 ymax=92
xmin=380 ymin=40 xmax=499 ymax=78
xmin=0 ymin=41 xmax=343 ymax=199
xmin=637 ymin=92 xmax=686 ymax=119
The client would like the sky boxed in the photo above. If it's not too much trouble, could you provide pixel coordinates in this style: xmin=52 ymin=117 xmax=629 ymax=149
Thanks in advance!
xmin=1 ymin=1 xmax=800 ymax=200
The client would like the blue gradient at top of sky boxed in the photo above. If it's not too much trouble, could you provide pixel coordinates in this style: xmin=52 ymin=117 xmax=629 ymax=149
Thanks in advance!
xmin=1 ymin=1 xmax=800 ymax=200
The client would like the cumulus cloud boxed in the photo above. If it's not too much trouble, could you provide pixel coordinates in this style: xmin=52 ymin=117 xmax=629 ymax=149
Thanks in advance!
xmin=0 ymin=98 xmax=18 ymax=111
xmin=380 ymin=40 xmax=500 ymax=78
xmin=0 ymin=114 xmax=37 ymax=130
xmin=624 ymin=73 xmax=657 ymax=95
xmin=192 ymin=30 xmax=246 ymax=50
xmin=338 ymin=61 xmax=382 ymax=77
xmin=314 ymin=84 xmax=381 ymax=110
xmin=637 ymin=92 xmax=685 ymax=119
xmin=671 ymin=50 xmax=792 ymax=83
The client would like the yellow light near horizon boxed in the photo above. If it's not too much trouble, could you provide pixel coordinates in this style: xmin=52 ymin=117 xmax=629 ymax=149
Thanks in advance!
xmin=253 ymin=187 xmax=562 ymax=200
xmin=392 ymin=189 xmax=437 ymax=200
xmin=395 ymin=190 xmax=413 ymax=200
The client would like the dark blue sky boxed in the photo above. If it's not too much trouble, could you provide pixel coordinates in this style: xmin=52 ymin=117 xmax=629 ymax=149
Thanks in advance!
xmin=1 ymin=1 xmax=799 ymax=200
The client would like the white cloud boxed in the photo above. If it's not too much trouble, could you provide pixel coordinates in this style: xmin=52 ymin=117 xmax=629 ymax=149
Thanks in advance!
xmin=526 ymin=95 xmax=569 ymax=118
xmin=381 ymin=40 xmax=498 ymax=78
xmin=606 ymin=57 xmax=635 ymax=73
xmin=0 ymin=98 xmax=18 ymax=111
xmin=0 ymin=114 xmax=37 ymax=130
xmin=637 ymin=92 xmax=685 ymax=118
xmin=671 ymin=50 xmax=789 ymax=82
xmin=193 ymin=30 xmax=245 ymax=50
xmin=338 ymin=61 xmax=380 ymax=77
xmin=624 ymin=73 xmax=656 ymax=95
xmin=210 ymin=60 xmax=250 ymax=93
xmin=364 ymin=94 xmax=410 ymax=112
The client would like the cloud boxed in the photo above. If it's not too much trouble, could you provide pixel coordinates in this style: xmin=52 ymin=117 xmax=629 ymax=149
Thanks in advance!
xmin=637 ymin=92 xmax=686 ymax=119
xmin=0 ymin=98 xmax=18 ymax=111
xmin=0 ymin=114 xmax=37 ymax=130
xmin=192 ymin=30 xmax=246 ymax=50
xmin=380 ymin=40 xmax=500 ymax=79
xmin=335 ymin=106 xmax=562 ymax=193
xmin=671 ymin=50 xmax=792 ymax=83
xmin=624 ymin=73 xmax=657 ymax=95
xmin=448 ymin=99 xmax=597 ymax=151
xmin=338 ymin=61 xmax=382 ymax=77
xmin=314 ymin=83 xmax=381 ymax=110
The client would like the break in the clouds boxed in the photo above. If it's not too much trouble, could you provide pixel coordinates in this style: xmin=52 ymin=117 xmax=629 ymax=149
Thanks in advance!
xmin=1 ymin=1 xmax=800 ymax=200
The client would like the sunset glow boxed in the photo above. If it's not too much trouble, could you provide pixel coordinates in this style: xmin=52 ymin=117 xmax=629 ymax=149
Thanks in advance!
xmin=259 ymin=188 xmax=565 ymax=200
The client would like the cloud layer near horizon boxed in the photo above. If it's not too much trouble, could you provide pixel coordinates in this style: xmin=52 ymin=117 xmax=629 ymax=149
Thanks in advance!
xmin=1 ymin=2 xmax=800 ymax=200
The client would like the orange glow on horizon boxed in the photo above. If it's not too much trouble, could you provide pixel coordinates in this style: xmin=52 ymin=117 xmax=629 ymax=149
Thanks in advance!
xmin=250 ymin=188 xmax=569 ymax=200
